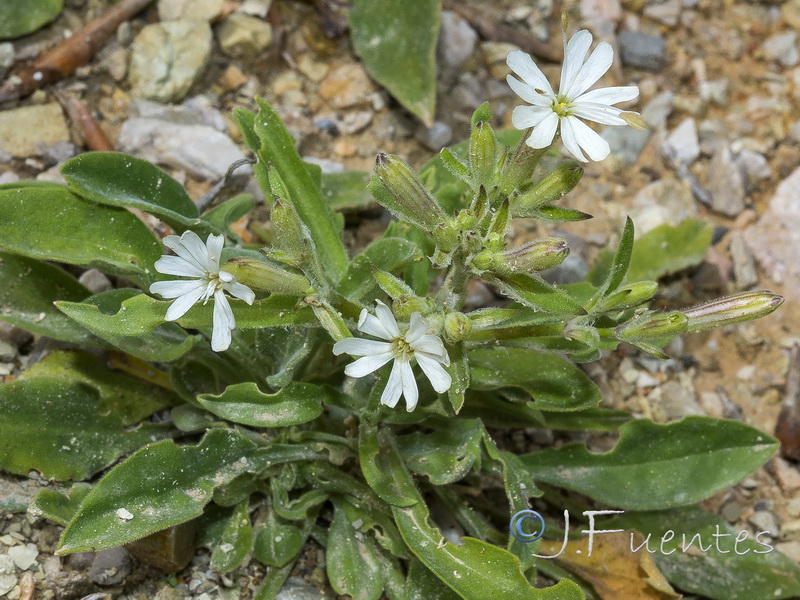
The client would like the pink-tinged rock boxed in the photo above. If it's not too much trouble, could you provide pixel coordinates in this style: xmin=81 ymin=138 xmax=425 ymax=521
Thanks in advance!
xmin=744 ymin=165 xmax=800 ymax=298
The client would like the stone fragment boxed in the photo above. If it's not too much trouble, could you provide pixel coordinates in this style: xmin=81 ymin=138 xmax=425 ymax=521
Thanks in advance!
xmin=762 ymin=31 xmax=799 ymax=67
xmin=8 ymin=544 xmax=38 ymax=571
xmin=772 ymin=457 xmax=800 ymax=493
xmin=630 ymin=178 xmax=696 ymax=235
xmin=158 ymin=0 xmax=224 ymax=21
xmin=0 ymin=42 xmax=14 ymax=80
xmin=118 ymin=119 xmax=245 ymax=181
xmin=319 ymin=64 xmax=378 ymax=109
xmin=0 ymin=555 xmax=16 ymax=596
xmin=707 ymin=146 xmax=747 ymax=217
xmin=481 ymin=42 xmax=521 ymax=79
xmin=129 ymin=21 xmax=212 ymax=103
xmin=618 ymin=30 xmax=666 ymax=71
xmin=663 ymin=117 xmax=700 ymax=165
xmin=79 ymin=269 xmax=113 ymax=294
xmin=643 ymin=0 xmax=681 ymax=26
xmin=749 ymin=511 xmax=779 ymax=537
xmin=0 ymin=104 xmax=70 ymax=158
xmin=88 ymin=548 xmax=132 ymax=586
xmin=416 ymin=121 xmax=453 ymax=151
xmin=744 ymin=165 xmax=800 ymax=298
xmin=728 ymin=232 xmax=758 ymax=290
xmin=217 ymin=14 xmax=273 ymax=58
xmin=438 ymin=10 xmax=478 ymax=69
xmin=581 ymin=0 xmax=622 ymax=37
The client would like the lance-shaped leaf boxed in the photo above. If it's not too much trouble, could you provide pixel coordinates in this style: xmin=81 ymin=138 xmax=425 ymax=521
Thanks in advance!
xmin=587 ymin=217 xmax=634 ymax=311
xmin=254 ymin=505 xmax=305 ymax=568
xmin=338 ymin=237 xmax=424 ymax=302
xmin=249 ymin=99 xmax=349 ymax=282
xmin=358 ymin=422 xmax=418 ymax=507
xmin=58 ymin=429 xmax=264 ymax=553
xmin=522 ymin=417 xmax=778 ymax=510
xmin=210 ymin=500 xmax=253 ymax=573
xmin=349 ymin=0 xmax=440 ymax=125
xmin=394 ymin=500 xmax=584 ymax=600
xmin=202 ymin=193 xmax=254 ymax=234
xmin=0 ymin=251 xmax=95 ymax=344
xmin=21 ymin=350 xmax=180 ymax=424
xmin=469 ymin=348 xmax=601 ymax=411
xmin=322 ymin=171 xmax=374 ymax=212
xmin=29 ymin=484 xmax=92 ymax=526
xmin=196 ymin=382 xmax=325 ymax=428
xmin=396 ymin=419 xmax=482 ymax=485
xmin=328 ymin=497 xmax=385 ymax=600
xmin=0 ymin=186 xmax=161 ymax=282
xmin=407 ymin=558 xmax=461 ymax=600
xmin=492 ymin=274 xmax=586 ymax=316
xmin=61 ymin=153 xmax=202 ymax=232
xmin=0 ymin=378 xmax=171 ymax=481
xmin=612 ymin=507 xmax=800 ymax=600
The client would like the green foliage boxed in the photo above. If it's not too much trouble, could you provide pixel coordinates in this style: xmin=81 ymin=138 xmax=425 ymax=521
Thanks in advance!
xmin=0 ymin=92 xmax=786 ymax=600
xmin=0 ymin=0 xmax=63 ymax=39
xmin=349 ymin=0 xmax=441 ymax=125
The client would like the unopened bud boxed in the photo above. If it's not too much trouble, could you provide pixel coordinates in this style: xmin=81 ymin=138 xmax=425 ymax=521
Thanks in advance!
xmin=306 ymin=297 xmax=351 ymax=341
xmin=500 ymin=134 xmax=547 ymax=194
xmin=485 ymin=238 xmax=570 ymax=275
xmin=222 ymin=257 xmax=312 ymax=295
xmin=621 ymin=111 xmax=648 ymax=131
xmin=616 ymin=310 xmax=688 ymax=341
xmin=469 ymin=121 xmax=497 ymax=188
xmin=271 ymin=199 xmax=309 ymax=264
xmin=444 ymin=312 xmax=472 ymax=342
xmin=564 ymin=322 xmax=600 ymax=349
xmin=393 ymin=295 xmax=435 ymax=320
xmin=682 ymin=291 xmax=783 ymax=332
xmin=598 ymin=281 xmax=658 ymax=312
xmin=371 ymin=153 xmax=448 ymax=233
xmin=513 ymin=163 xmax=583 ymax=217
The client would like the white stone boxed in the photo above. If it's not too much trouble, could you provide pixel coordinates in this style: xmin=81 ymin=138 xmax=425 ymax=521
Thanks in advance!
xmin=158 ymin=0 xmax=224 ymax=21
xmin=8 ymin=544 xmax=38 ymax=570
xmin=0 ymin=104 xmax=70 ymax=158
xmin=663 ymin=117 xmax=700 ymax=166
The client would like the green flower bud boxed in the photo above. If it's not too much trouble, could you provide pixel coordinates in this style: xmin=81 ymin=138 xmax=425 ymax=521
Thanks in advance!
xmin=598 ymin=281 xmax=658 ymax=312
xmin=513 ymin=163 xmax=583 ymax=217
xmin=306 ymin=296 xmax=351 ymax=341
xmin=370 ymin=153 xmax=448 ymax=233
xmin=682 ymin=291 xmax=783 ymax=332
xmin=393 ymin=295 xmax=435 ymax=320
xmin=616 ymin=311 xmax=688 ymax=341
xmin=478 ymin=238 xmax=569 ymax=275
xmin=500 ymin=134 xmax=547 ymax=194
xmin=222 ymin=257 xmax=312 ymax=295
xmin=444 ymin=312 xmax=473 ymax=341
xmin=469 ymin=121 xmax=497 ymax=188
xmin=270 ymin=198 xmax=309 ymax=265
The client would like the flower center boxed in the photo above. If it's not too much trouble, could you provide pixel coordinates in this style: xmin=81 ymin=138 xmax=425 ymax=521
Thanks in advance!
xmin=391 ymin=336 xmax=414 ymax=362
xmin=552 ymin=96 xmax=572 ymax=117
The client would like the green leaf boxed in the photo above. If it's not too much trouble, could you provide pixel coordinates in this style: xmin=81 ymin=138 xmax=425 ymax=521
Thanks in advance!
xmin=349 ymin=0 xmax=441 ymax=125
xmin=338 ymin=237 xmax=424 ymax=302
xmin=253 ymin=505 xmax=305 ymax=567
xmin=358 ymin=422 xmax=418 ymax=507
xmin=590 ymin=217 xmax=634 ymax=308
xmin=57 ymin=289 xmax=196 ymax=362
xmin=522 ymin=416 xmax=778 ymax=510
xmin=58 ymin=429 xmax=264 ymax=553
xmin=491 ymin=274 xmax=586 ymax=316
xmin=21 ymin=350 xmax=180 ymax=424
xmin=210 ymin=500 xmax=253 ymax=573
xmin=469 ymin=348 xmax=601 ymax=411
xmin=61 ymin=153 xmax=201 ymax=231
xmin=0 ymin=251 xmax=95 ymax=344
xmin=0 ymin=187 xmax=161 ymax=283
xmin=196 ymin=382 xmax=325 ymax=427
xmin=29 ymin=484 xmax=93 ymax=526
xmin=250 ymin=99 xmax=349 ymax=282
xmin=446 ymin=341 xmax=469 ymax=413
xmin=396 ymin=419 xmax=482 ymax=485
xmin=407 ymin=559 xmax=461 ymax=600
xmin=589 ymin=219 xmax=714 ymax=285
xmin=393 ymin=501 xmax=584 ymax=600
xmin=322 ymin=171 xmax=374 ymax=212
xmin=202 ymin=194 xmax=254 ymax=234
xmin=0 ymin=0 xmax=63 ymax=38
xmin=613 ymin=507 xmax=800 ymax=600
xmin=256 ymin=327 xmax=316 ymax=389
xmin=328 ymin=498 xmax=384 ymax=600
xmin=0 ymin=378 xmax=170 ymax=481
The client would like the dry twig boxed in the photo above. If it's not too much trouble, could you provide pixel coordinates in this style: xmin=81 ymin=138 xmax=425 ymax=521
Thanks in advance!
xmin=55 ymin=92 xmax=114 ymax=152
xmin=776 ymin=344 xmax=800 ymax=461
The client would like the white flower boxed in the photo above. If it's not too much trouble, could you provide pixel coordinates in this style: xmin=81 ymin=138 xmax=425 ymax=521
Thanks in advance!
xmin=149 ymin=230 xmax=255 ymax=352
xmin=506 ymin=29 xmax=641 ymax=162
xmin=333 ymin=300 xmax=452 ymax=411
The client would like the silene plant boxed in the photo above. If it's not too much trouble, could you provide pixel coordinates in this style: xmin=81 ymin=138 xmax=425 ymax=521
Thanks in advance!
xmin=0 ymin=27 xmax=794 ymax=600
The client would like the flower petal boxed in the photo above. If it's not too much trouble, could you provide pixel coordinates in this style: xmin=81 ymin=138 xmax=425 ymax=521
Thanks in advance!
xmin=405 ymin=313 xmax=429 ymax=344
xmin=524 ymin=112 xmax=560 ymax=149
xmin=560 ymin=116 xmax=588 ymax=162
xmin=333 ymin=338 xmax=393 ymax=357
xmin=399 ymin=360 xmax=418 ymax=411
xmin=412 ymin=335 xmax=447 ymax=361
xmin=223 ymin=279 xmax=255 ymax=304
xmin=374 ymin=300 xmax=400 ymax=337
xmin=177 ymin=231 xmax=217 ymax=274
xmin=577 ymin=85 xmax=639 ymax=105
xmin=345 ymin=352 xmax=395 ymax=377
xmin=205 ymin=233 xmax=225 ymax=267
xmin=381 ymin=360 xmax=405 ymax=408
xmin=565 ymin=40 xmax=613 ymax=99
xmin=506 ymin=50 xmax=554 ymax=96
xmin=564 ymin=116 xmax=611 ymax=162
xmin=211 ymin=291 xmax=235 ymax=351
xmin=506 ymin=75 xmax=553 ymax=106
xmin=570 ymin=103 xmax=627 ymax=126
xmin=164 ymin=284 xmax=207 ymax=321
xmin=150 ymin=279 xmax=205 ymax=299
xmin=511 ymin=105 xmax=554 ymax=130
xmin=357 ymin=311 xmax=395 ymax=340
xmin=560 ymin=29 xmax=593 ymax=95
xmin=153 ymin=255 xmax=206 ymax=278
xmin=416 ymin=354 xmax=452 ymax=394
